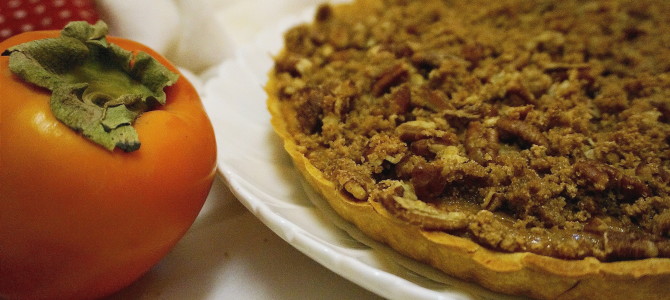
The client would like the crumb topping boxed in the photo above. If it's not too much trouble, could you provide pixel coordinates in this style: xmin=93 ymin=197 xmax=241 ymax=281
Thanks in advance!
xmin=271 ymin=0 xmax=670 ymax=261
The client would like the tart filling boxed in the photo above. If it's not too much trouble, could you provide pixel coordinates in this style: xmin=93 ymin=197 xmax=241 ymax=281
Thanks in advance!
xmin=270 ymin=0 xmax=670 ymax=263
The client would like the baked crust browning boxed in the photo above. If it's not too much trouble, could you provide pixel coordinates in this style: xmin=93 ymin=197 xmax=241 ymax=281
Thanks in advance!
xmin=267 ymin=0 xmax=670 ymax=298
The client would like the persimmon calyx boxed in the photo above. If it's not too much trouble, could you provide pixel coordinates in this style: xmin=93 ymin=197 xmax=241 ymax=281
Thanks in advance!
xmin=1 ymin=21 xmax=179 ymax=152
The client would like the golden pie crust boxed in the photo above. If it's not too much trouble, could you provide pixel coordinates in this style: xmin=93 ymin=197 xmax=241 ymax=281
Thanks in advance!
xmin=266 ymin=0 xmax=670 ymax=298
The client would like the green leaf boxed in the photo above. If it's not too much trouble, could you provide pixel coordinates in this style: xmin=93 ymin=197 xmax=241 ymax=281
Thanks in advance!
xmin=61 ymin=20 xmax=108 ymax=44
xmin=50 ymin=83 xmax=104 ymax=132
xmin=130 ymin=51 xmax=180 ymax=105
xmin=5 ymin=37 xmax=88 ymax=89
xmin=101 ymin=104 xmax=139 ymax=131
xmin=1 ymin=21 xmax=179 ymax=152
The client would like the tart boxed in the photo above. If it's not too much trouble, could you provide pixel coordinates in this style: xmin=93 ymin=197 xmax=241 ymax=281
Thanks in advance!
xmin=266 ymin=0 xmax=670 ymax=299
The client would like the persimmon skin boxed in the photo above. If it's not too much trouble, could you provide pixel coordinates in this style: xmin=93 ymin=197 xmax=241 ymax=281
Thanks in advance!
xmin=0 ymin=31 xmax=217 ymax=300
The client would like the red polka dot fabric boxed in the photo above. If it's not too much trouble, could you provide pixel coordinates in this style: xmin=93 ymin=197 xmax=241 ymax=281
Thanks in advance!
xmin=0 ymin=0 xmax=99 ymax=41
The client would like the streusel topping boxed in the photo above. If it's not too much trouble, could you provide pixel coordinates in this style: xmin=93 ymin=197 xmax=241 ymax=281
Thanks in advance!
xmin=271 ymin=0 xmax=670 ymax=261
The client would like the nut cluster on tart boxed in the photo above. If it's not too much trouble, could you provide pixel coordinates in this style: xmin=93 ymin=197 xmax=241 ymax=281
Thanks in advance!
xmin=267 ymin=0 xmax=670 ymax=299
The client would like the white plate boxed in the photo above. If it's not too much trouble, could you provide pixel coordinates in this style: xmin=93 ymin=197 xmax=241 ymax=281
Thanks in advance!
xmin=202 ymin=5 xmax=525 ymax=300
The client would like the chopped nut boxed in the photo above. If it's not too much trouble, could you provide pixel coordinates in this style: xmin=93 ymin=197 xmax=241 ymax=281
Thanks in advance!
xmin=395 ymin=120 xmax=438 ymax=142
xmin=389 ymin=85 xmax=411 ymax=115
xmin=380 ymin=193 xmax=469 ymax=231
xmin=496 ymin=117 xmax=549 ymax=147
xmin=481 ymin=188 xmax=504 ymax=211
xmin=344 ymin=181 xmax=368 ymax=200
xmin=605 ymin=232 xmax=659 ymax=260
xmin=295 ymin=89 xmax=324 ymax=133
xmin=574 ymin=161 xmax=651 ymax=200
xmin=465 ymin=121 xmax=499 ymax=164
xmin=371 ymin=64 xmax=408 ymax=96
xmin=416 ymin=87 xmax=452 ymax=112
xmin=410 ymin=161 xmax=447 ymax=199
xmin=275 ymin=52 xmax=305 ymax=76
xmin=409 ymin=133 xmax=457 ymax=159
xmin=314 ymin=3 xmax=333 ymax=23
xmin=295 ymin=58 xmax=313 ymax=75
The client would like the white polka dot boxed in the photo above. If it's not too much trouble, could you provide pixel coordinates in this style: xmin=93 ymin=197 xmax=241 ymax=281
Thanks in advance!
xmin=73 ymin=0 xmax=86 ymax=7
xmin=21 ymin=23 xmax=34 ymax=32
xmin=8 ymin=0 xmax=22 ymax=9
xmin=58 ymin=9 xmax=72 ymax=19
xmin=34 ymin=4 xmax=46 ymax=14
xmin=79 ymin=11 xmax=92 ymax=19
xmin=53 ymin=0 xmax=65 ymax=8
xmin=41 ymin=17 xmax=53 ymax=26
xmin=13 ymin=10 xmax=27 ymax=20
xmin=1 ymin=29 xmax=13 ymax=38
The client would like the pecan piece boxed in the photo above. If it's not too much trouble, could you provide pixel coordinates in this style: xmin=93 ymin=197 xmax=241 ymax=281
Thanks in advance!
xmin=574 ymin=160 xmax=651 ymax=200
xmin=332 ymin=159 xmax=373 ymax=201
xmin=334 ymin=170 xmax=370 ymax=201
xmin=415 ymin=87 xmax=452 ymax=112
xmin=465 ymin=121 xmax=499 ymax=164
xmin=295 ymin=89 xmax=324 ymax=133
xmin=274 ymin=52 xmax=304 ymax=76
xmin=409 ymin=132 xmax=458 ymax=159
xmin=343 ymin=180 xmax=368 ymax=200
xmin=395 ymin=120 xmax=438 ymax=142
xmin=314 ymin=3 xmax=333 ymax=23
xmin=389 ymin=85 xmax=411 ymax=115
xmin=496 ymin=117 xmax=549 ymax=147
xmin=574 ymin=161 xmax=610 ymax=190
xmin=380 ymin=193 xmax=469 ymax=231
xmin=605 ymin=232 xmax=659 ymax=260
xmin=409 ymin=139 xmax=434 ymax=158
xmin=371 ymin=64 xmax=408 ymax=96
xmin=410 ymin=162 xmax=447 ymax=199
xmin=619 ymin=175 xmax=651 ymax=199
xmin=461 ymin=42 xmax=486 ymax=65
xmin=480 ymin=188 xmax=504 ymax=211
xmin=505 ymin=77 xmax=536 ymax=106
xmin=583 ymin=217 xmax=609 ymax=234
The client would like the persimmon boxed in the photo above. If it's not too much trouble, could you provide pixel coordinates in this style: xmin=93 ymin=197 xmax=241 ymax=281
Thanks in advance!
xmin=0 ymin=22 xmax=217 ymax=299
